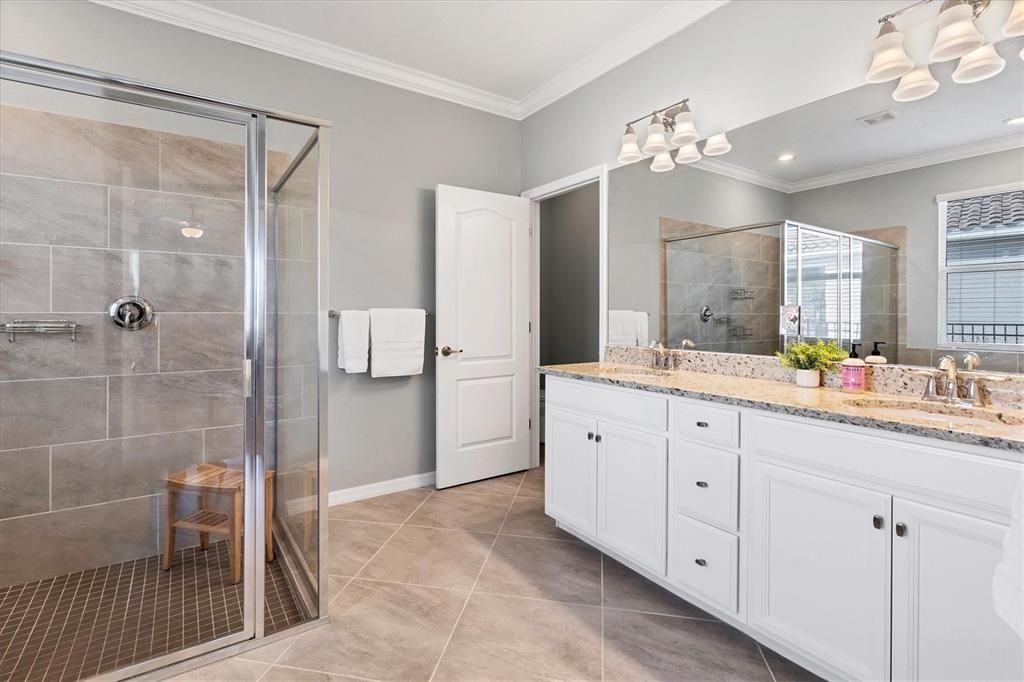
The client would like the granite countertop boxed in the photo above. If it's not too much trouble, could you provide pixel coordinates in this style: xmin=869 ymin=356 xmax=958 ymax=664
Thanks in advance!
xmin=540 ymin=362 xmax=1024 ymax=454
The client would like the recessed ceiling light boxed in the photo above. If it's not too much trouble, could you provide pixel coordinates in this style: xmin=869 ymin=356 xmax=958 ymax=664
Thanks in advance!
xmin=1006 ymin=115 xmax=1024 ymax=126
xmin=777 ymin=153 xmax=796 ymax=162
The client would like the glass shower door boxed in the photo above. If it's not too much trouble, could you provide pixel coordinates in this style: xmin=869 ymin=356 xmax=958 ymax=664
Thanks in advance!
xmin=0 ymin=76 xmax=260 ymax=680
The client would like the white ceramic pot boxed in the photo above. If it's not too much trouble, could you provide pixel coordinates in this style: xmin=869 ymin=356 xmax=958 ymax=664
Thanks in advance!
xmin=795 ymin=369 xmax=821 ymax=388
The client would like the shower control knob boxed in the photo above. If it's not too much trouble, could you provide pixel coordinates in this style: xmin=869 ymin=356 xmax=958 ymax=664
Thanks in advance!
xmin=109 ymin=296 xmax=154 ymax=331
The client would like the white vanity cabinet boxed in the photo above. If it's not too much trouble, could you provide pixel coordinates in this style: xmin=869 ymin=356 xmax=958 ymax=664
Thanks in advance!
xmin=543 ymin=373 xmax=1023 ymax=682
xmin=544 ymin=378 xmax=668 ymax=574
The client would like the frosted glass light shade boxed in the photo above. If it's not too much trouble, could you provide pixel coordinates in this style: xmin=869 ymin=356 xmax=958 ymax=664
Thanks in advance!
xmin=642 ymin=117 xmax=669 ymax=155
xmin=617 ymin=126 xmax=642 ymax=164
xmin=650 ymin=151 xmax=675 ymax=173
xmin=892 ymin=65 xmax=939 ymax=102
xmin=953 ymin=44 xmax=1006 ymax=83
xmin=929 ymin=0 xmax=985 ymax=62
xmin=1004 ymin=0 xmax=1024 ymax=37
xmin=865 ymin=21 xmax=913 ymax=83
xmin=702 ymin=133 xmax=732 ymax=157
xmin=670 ymin=109 xmax=699 ymax=146
xmin=675 ymin=144 xmax=701 ymax=164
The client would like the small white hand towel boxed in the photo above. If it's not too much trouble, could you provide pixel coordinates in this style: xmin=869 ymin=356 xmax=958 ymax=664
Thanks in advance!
xmin=608 ymin=309 xmax=638 ymax=346
xmin=369 ymin=308 xmax=426 ymax=378
xmin=336 ymin=310 xmax=369 ymax=373
xmin=634 ymin=311 xmax=650 ymax=347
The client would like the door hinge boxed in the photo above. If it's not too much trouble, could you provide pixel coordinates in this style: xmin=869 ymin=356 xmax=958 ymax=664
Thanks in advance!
xmin=528 ymin=418 xmax=532 ymax=430
xmin=528 ymin=321 xmax=532 ymax=333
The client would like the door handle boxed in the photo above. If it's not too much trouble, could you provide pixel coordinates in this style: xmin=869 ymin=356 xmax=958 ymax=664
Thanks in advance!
xmin=896 ymin=522 xmax=907 ymax=537
xmin=439 ymin=345 xmax=463 ymax=357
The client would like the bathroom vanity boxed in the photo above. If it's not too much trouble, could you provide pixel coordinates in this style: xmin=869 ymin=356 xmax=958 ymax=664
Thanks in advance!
xmin=540 ymin=363 xmax=1024 ymax=682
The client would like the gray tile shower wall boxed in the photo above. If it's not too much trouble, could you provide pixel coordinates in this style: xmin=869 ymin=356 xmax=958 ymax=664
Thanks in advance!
xmin=0 ymin=104 xmax=265 ymax=587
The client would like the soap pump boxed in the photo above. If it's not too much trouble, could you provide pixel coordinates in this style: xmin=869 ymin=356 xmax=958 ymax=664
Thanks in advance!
xmin=841 ymin=343 xmax=866 ymax=392
xmin=865 ymin=341 xmax=888 ymax=365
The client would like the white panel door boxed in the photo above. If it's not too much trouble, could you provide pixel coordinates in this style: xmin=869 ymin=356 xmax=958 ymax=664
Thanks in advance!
xmin=748 ymin=462 xmax=892 ymax=682
xmin=544 ymin=406 xmax=598 ymax=536
xmin=436 ymin=185 xmax=531 ymax=488
xmin=892 ymin=498 xmax=1024 ymax=682
xmin=597 ymin=422 xmax=668 ymax=574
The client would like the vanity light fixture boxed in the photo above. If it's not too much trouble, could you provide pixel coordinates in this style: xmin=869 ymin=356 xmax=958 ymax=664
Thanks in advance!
xmin=1005 ymin=0 xmax=1024 ymax=36
xmin=641 ymin=114 xmax=669 ymax=155
xmin=930 ymin=0 xmax=986 ymax=61
xmin=617 ymin=124 xmax=643 ymax=163
xmin=865 ymin=20 xmax=914 ymax=82
xmin=777 ymin=152 xmax=796 ymax=162
xmin=893 ymin=65 xmax=940 ymax=101
xmin=952 ymin=43 xmax=1006 ymax=82
xmin=670 ymin=103 xmax=699 ymax=146
xmin=675 ymin=144 xmax=701 ymax=164
xmin=702 ymin=133 xmax=732 ymax=157
xmin=650 ymin=151 xmax=675 ymax=173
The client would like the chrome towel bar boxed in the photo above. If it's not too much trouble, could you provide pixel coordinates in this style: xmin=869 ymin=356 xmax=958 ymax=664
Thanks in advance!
xmin=328 ymin=310 xmax=429 ymax=318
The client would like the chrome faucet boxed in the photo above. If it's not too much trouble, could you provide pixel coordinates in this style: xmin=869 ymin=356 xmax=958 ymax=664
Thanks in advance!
xmin=679 ymin=338 xmax=696 ymax=350
xmin=937 ymin=355 xmax=959 ymax=404
xmin=650 ymin=342 xmax=672 ymax=369
xmin=919 ymin=352 xmax=1004 ymax=407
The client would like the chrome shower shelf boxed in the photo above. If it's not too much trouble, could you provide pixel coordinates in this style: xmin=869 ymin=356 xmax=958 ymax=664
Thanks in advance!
xmin=4 ymin=319 xmax=81 ymax=342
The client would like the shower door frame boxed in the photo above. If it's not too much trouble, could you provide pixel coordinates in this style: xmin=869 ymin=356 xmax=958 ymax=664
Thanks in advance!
xmin=0 ymin=51 xmax=331 ymax=679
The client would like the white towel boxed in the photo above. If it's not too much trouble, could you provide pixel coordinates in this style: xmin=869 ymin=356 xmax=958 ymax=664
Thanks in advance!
xmin=994 ymin=477 xmax=1024 ymax=639
xmin=336 ymin=310 xmax=369 ymax=373
xmin=369 ymin=308 xmax=426 ymax=378
xmin=609 ymin=309 xmax=638 ymax=346
xmin=634 ymin=311 xmax=649 ymax=347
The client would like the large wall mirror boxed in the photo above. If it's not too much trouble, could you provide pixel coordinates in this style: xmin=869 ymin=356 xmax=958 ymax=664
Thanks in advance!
xmin=608 ymin=48 xmax=1023 ymax=369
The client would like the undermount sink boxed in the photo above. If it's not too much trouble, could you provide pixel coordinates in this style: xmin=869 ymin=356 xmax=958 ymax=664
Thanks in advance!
xmin=846 ymin=397 xmax=1024 ymax=427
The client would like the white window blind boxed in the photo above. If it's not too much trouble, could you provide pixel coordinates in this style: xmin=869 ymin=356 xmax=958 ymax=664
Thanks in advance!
xmin=940 ymin=189 xmax=1024 ymax=347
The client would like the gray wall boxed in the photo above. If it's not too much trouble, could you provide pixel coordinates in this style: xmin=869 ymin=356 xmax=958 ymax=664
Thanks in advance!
xmin=540 ymin=183 xmax=600 ymax=365
xmin=608 ymin=161 xmax=790 ymax=324
xmin=788 ymin=149 xmax=1024 ymax=349
xmin=0 ymin=0 xmax=522 ymax=490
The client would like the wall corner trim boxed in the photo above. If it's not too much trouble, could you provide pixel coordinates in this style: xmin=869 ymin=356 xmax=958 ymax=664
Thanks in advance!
xmin=328 ymin=471 xmax=436 ymax=507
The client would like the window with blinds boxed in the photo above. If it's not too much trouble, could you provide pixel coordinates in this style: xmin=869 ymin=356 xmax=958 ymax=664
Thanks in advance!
xmin=940 ymin=188 xmax=1024 ymax=347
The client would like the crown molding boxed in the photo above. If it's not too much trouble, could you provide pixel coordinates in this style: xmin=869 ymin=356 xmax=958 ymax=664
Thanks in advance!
xmin=517 ymin=0 xmax=729 ymax=118
xmin=692 ymin=157 xmax=793 ymax=193
xmin=92 ymin=0 xmax=522 ymax=118
xmin=93 ymin=0 xmax=726 ymax=121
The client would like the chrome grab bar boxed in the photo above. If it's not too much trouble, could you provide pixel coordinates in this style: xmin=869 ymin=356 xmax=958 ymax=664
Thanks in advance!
xmin=4 ymin=319 xmax=81 ymax=343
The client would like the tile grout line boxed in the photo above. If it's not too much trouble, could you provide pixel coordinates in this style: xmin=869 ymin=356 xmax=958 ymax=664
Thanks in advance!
xmin=427 ymin=473 xmax=526 ymax=682
xmin=757 ymin=643 xmax=778 ymax=682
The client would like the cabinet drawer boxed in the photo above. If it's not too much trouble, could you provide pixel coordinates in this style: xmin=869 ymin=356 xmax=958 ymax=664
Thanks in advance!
xmin=674 ymin=400 xmax=740 ymax=449
xmin=673 ymin=443 xmax=739 ymax=531
xmin=546 ymin=377 xmax=668 ymax=433
xmin=669 ymin=514 xmax=739 ymax=613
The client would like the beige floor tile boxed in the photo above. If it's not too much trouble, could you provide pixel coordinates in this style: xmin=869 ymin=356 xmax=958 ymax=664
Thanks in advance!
xmin=476 ymin=534 xmax=601 ymax=605
xmin=326 ymin=575 xmax=350 ymax=602
xmin=277 ymin=580 xmax=466 ymax=680
xmin=603 ymin=610 xmax=772 ymax=682
xmin=359 ymin=525 xmax=494 ymax=589
xmin=433 ymin=592 xmax=602 ymax=681
xmin=603 ymin=556 xmax=717 ymax=619
xmin=328 ymin=488 xmax=431 ymax=524
xmin=760 ymin=646 xmax=824 ymax=681
xmin=442 ymin=470 xmax=525 ymax=497
xmin=500 ymin=495 xmax=576 ymax=541
xmin=518 ymin=466 xmax=545 ymax=498
xmin=235 ymin=634 xmax=299 ymax=663
xmin=405 ymin=490 xmax=514 ymax=533
xmin=262 ymin=664 xmax=361 ymax=680
xmin=169 ymin=657 xmax=269 ymax=681
xmin=327 ymin=519 xmax=398 ymax=576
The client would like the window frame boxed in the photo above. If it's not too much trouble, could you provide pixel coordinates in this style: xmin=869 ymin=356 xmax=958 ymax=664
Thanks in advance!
xmin=936 ymin=181 xmax=1024 ymax=351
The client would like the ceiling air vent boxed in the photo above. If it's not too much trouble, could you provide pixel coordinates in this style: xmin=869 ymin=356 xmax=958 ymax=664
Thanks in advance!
xmin=856 ymin=110 xmax=898 ymax=127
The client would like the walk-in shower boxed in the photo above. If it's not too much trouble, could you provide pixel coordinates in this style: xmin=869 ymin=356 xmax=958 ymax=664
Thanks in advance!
xmin=0 ymin=54 xmax=329 ymax=680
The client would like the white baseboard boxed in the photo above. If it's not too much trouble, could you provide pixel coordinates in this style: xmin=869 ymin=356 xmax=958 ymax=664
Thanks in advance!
xmin=328 ymin=471 xmax=436 ymax=507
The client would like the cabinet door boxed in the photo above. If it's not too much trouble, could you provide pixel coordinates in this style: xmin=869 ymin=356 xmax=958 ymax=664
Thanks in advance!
xmin=892 ymin=499 xmax=1024 ymax=682
xmin=544 ymin=406 xmax=598 ymax=537
xmin=748 ymin=462 xmax=891 ymax=681
xmin=597 ymin=422 xmax=668 ymax=574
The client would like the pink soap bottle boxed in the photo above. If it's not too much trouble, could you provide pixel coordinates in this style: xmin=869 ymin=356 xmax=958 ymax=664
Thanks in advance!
xmin=841 ymin=343 xmax=866 ymax=392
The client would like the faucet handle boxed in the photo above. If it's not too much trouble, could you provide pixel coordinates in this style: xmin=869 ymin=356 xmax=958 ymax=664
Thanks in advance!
xmin=959 ymin=371 xmax=1008 ymax=382
xmin=961 ymin=352 xmax=981 ymax=371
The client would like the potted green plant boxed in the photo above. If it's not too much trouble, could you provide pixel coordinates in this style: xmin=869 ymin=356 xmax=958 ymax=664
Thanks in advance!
xmin=776 ymin=340 xmax=847 ymax=388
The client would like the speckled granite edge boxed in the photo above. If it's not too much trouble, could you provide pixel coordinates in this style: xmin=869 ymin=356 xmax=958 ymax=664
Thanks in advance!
xmin=540 ymin=366 xmax=1023 ymax=454
xmin=604 ymin=346 xmax=1024 ymax=410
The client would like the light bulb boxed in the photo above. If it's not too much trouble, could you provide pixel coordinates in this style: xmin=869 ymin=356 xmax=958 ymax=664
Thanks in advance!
xmin=641 ymin=115 xmax=669 ymax=155
xmin=930 ymin=0 xmax=985 ymax=62
xmin=1004 ymin=0 xmax=1024 ymax=37
xmin=670 ymin=105 xmax=699 ymax=146
xmin=617 ymin=124 xmax=642 ymax=164
xmin=650 ymin=151 xmax=675 ymax=173
xmin=865 ymin=20 xmax=914 ymax=83
xmin=675 ymin=144 xmax=701 ymax=164
xmin=953 ymin=44 xmax=1006 ymax=83
xmin=180 ymin=221 xmax=204 ymax=239
xmin=892 ymin=65 xmax=939 ymax=102
xmin=702 ymin=133 xmax=732 ymax=157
